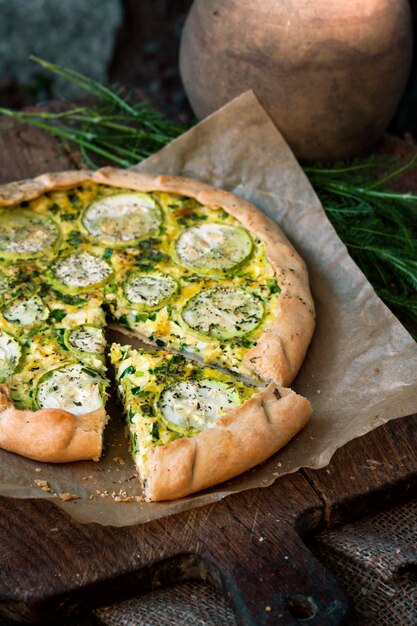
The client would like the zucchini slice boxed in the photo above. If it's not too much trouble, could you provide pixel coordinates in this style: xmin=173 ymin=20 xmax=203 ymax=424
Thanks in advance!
xmin=175 ymin=223 xmax=252 ymax=271
xmin=0 ymin=330 xmax=21 ymax=382
xmin=82 ymin=193 xmax=162 ymax=245
xmin=158 ymin=379 xmax=241 ymax=435
xmin=66 ymin=325 xmax=106 ymax=355
xmin=52 ymin=250 xmax=112 ymax=291
xmin=0 ymin=209 xmax=59 ymax=257
xmin=35 ymin=364 xmax=105 ymax=416
xmin=122 ymin=272 xmax=178 ymax=309
xmin=182 ymin=286 xmax=264 ymax=340
xmin=2 ymin=294 xmax=49 ymax=326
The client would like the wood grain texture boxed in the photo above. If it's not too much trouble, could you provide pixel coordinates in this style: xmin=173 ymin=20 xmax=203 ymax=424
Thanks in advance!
xmin=0 ymin=116 xmax=415 ymax=625
xmin=0 ymin=116 xmax=79 ymax=184
xmin=303 ymin=415 xmax=417 ymax=527
xmin=0 ymin=474 xmax=348 ymax=625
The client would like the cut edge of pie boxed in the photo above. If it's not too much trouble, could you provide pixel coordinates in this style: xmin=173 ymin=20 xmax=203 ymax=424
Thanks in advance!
xmin=111 ymin=343 xmax=312 ymax=501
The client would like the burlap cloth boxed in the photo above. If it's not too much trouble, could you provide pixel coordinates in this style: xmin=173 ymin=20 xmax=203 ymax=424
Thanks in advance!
xmin=94 ymin=499 xmax=417 ymax=625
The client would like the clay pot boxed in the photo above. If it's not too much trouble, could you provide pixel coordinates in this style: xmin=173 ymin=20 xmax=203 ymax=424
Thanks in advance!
xmin=179 ymin=0 xmax=413 ymax=161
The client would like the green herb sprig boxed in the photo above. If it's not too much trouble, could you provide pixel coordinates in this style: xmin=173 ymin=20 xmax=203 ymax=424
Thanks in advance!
xmin=0 ymin=58 xmax=416 ymax=338
xmin=0 ymin=57 xmax=183 ymax=168
xmin=305 ymin=161 xmax=417 ymax=336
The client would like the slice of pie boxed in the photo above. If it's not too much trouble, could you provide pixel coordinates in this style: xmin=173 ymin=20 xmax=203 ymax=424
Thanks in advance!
xmin=110 ymin=344 xmax=311 ymax=501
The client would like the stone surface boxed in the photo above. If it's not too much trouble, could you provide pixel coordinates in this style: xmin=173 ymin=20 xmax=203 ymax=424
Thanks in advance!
xmin=0 ymin=0 xmax=122 ymax=98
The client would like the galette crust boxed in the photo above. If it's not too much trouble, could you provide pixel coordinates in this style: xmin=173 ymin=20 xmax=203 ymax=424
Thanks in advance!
xmin=144 ymin=383 xmax=312 ymax=501
xmin=0 ymin=385 xmax=106 ymax=462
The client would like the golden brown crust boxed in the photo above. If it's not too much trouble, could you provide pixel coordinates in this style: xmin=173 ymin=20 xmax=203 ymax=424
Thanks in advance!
xmin=0 ymin=385 xmax=106 ymax=463
xmin=144 ymin=383 xmax=312 ymax=501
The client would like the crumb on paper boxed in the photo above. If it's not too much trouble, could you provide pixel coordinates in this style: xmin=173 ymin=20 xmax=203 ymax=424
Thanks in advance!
xmin=58 ymin=493 xmax=80 ymax=502
xmin=112 ymin=456 xmax=125 ymax=465
xmin=34 ymin=479 xmax=52 ymax=493
xmin=265 ymin=606 xmax=272 ymax=612
xmin=108 ymin=489 xmax=144 ymax=503
xmin=35 ymin=467 xmax=42 ymax=473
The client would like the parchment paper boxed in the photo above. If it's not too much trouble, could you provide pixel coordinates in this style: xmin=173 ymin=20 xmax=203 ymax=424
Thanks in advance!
xmin=1 ymin=91 xmax=416 ymax=526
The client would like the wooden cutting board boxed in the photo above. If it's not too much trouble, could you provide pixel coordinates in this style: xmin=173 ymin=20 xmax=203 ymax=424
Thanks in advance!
xmin=0 ymin=117 xmax=416 ymax=626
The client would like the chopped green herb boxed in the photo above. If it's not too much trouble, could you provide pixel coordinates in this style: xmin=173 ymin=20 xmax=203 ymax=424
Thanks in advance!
xmin=134 ymin=312 xmax=148 ymax=322
xmin=81 ymin=366 xmax=98 ymax=377
xmin=68 ymin=193 xmax=80 ymax=208
xmin=137 ymin=262 xmax=155 ymax=272
xmin=102 ymin=248 xmax=113 ymax=260
xmin=267 ymin=279 xmax=280 ymax=294
xmin=120 ymin=365 xmax=135 ymax=379
xmin=187 ymin=211 xmax=207 ymax=221
xmin=53 ymin=292 xmax=87 ymax=306
xmin=48 ymin=309 xmax=67 ymax=323
xmin=118 ymin=314 xmax=130 ymax=327
xmin=141 ymin=403 xmax=154 ymax=416
xmin=151 ymin=423 xmax=160 ymax=440
xmin=66 ymin=230 xmax=83 ymax=248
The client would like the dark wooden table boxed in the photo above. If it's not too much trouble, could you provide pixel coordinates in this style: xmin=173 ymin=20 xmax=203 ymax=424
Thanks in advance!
xmin=0 ymin=116 xmax=416 ymax=626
